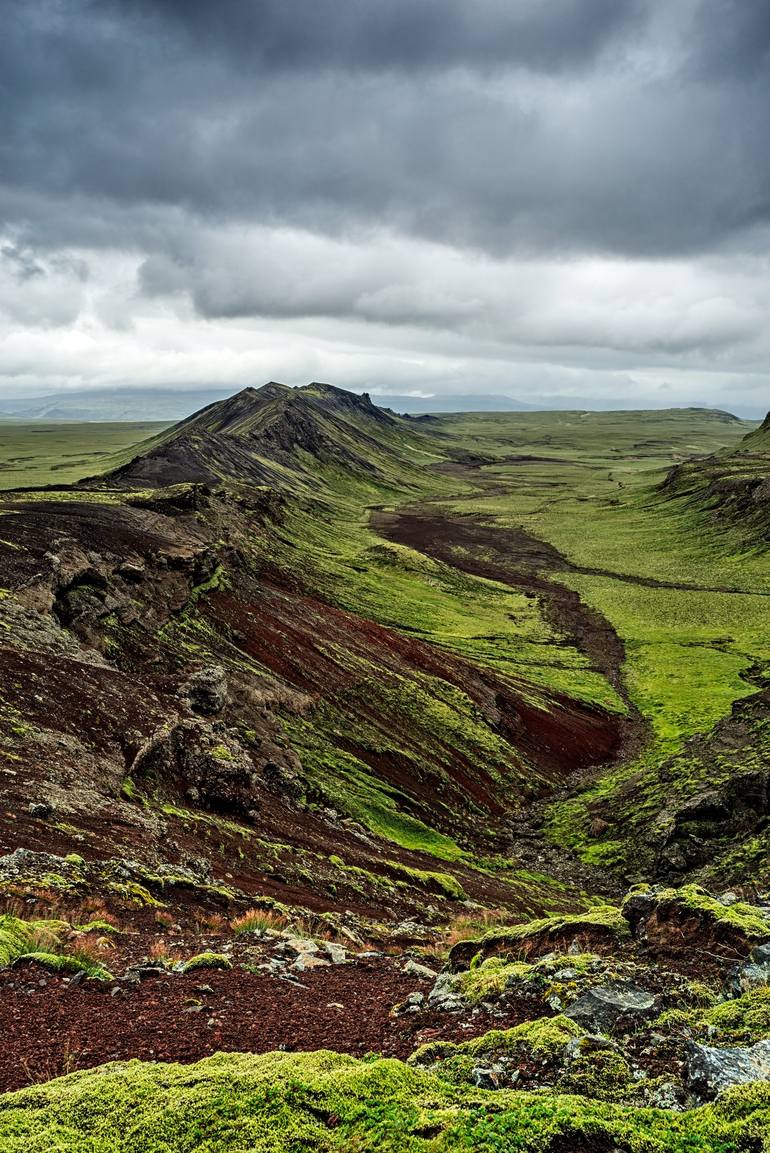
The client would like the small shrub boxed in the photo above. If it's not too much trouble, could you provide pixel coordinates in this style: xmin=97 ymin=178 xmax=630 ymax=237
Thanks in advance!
xmin=231 ymin=909 xmax=287 ymax=937
xmin=194 ymin=911 xmax=228 ymax=935
xmin=446 ymin=908 xmax=511 ymax=949
xmin=148 ymin=939 xmax=182 ymax=968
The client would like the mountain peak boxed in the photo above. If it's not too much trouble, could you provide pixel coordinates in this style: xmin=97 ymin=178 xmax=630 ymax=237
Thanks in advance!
xmin=102 ymin=381 xmax=416 ymax=490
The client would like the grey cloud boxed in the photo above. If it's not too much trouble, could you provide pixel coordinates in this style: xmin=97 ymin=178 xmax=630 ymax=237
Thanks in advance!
xmin=2 ymin=0 xmax=769 ymax=407
xmin=687 ymin=0 xmax=770 ymax=79
xmin=102 ymin=0 xmax=645 ymax=74
xmin=1 ymin=0 xmax=768 ymax=260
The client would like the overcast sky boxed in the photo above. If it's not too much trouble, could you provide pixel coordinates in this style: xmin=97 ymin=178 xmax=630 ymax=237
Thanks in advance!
xmin=1 ymin=0 xmax=769 ymax=412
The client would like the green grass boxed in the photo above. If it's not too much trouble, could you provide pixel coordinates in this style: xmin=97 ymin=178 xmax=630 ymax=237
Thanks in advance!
xmin=0 ymin=421 xmax=168 ymax=489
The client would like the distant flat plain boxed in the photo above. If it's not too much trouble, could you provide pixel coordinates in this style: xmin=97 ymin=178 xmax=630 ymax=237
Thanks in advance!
xmin=0 ymin=421 xmax=169 ymax=489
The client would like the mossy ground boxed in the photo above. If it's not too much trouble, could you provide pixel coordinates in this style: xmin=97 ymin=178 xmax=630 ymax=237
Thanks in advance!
xmin=0 ymin=1049 xmax=768 ymax=1153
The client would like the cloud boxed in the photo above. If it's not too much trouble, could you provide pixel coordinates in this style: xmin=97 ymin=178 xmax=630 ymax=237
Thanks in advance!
xmin=1 ymin=0 xmax=768 ymax=408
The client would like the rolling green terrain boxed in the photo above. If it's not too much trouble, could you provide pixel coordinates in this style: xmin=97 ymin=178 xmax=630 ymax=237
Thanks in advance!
xmin=1 ymin=387 xmax=769 ymax=1151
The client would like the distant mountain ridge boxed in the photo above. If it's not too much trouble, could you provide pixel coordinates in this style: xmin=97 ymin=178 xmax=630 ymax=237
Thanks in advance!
xmin=2 ymin=385 xmax=761 ymax=422
xmin=0 ymin=388 xmax=238 ymax=422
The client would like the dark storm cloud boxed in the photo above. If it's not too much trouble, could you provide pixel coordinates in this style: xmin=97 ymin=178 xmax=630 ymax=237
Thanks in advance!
xmin=1 ymin=0 xmax=768 ymax=262
xmin=687 ymin=0 xmax=770 ymax=79
xmin=103 ymin=0 xmax=645 ymax=74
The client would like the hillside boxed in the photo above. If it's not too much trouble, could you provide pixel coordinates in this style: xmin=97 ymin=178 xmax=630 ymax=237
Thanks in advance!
xmin=0 ymin=388 xmax=769 ymax=1147
xmin=658 ymin=409 xmax=770 ymax=545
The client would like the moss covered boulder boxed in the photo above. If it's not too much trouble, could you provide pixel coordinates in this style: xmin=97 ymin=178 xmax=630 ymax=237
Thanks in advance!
xmin=623 ymin=885 xmax=770 ymax=959
xmin=447 ymin=905 xmax=629 ymax=970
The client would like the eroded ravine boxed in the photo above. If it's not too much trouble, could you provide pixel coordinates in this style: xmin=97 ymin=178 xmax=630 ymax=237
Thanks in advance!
xmin=372 ymin=506 xmax=632 ymax=704
xmin=371 ymin=503 xmax=646 ymax=894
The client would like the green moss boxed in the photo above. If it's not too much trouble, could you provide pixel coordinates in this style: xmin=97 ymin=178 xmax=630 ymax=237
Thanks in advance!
xmin=106 ymin=881 xmax=164 ymax=908
xmin=0 ymin=915 xmax=111 ymax=979
xmin=0 ymin=915 xmax=44 ymax=967
xmin=561 ymin=1037 xmax=635 ymax=1102
xmin=4 ymin=1049 xmax=769 ymax=1152
xmin=659 ymin=987 xmax=770 ymax=1045
xmin=181 ymin=952 xmax=233 ymax=973
xmin=73 ymin=920 xmax=120 ymax=936
xmin=210 ymin=745 xmax=235 ymax=763
xmin=16 ymin=951 xmax=112 ymax=981
xmin=457 ymin=957 xmax=533 ymax=1004
xmin=675 ymin=885 xmax=770 ymax=940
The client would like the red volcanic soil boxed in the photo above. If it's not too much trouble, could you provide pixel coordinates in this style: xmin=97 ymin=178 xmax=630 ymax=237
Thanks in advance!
xmin=0 ymin=957 xmax=540 ymax=1092
xmin=372 ymin=507 xmax=629 ymax=700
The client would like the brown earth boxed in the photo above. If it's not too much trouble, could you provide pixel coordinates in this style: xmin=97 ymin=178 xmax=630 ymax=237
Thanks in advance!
xmin=0 ymin=955 xmax=540 ymax=1092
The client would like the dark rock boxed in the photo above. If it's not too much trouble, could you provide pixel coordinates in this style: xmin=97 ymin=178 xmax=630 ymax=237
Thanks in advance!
xmin=129 ymin=721 xmax=259 ymax=818
xmin=117 ymin=561 xmax=145 ymax=581
xmin=687 ymin=1039 xmax=770 ymax=1100
xmin=656 ymin=770 xmax=770 ymax=876
xmin=726 ymin=942 xmax=770 ymax=996
xmin=564 ymin=984 xmax=656 ymax=1035
xmin=0 ymin=848 xmax=82 ymax=882
xmin=28 ymin=801 xmax=53 ymax=819
xmin=676 ymin=791 xmax=732 ymax=824
xmin=262 ymin=758 xmax=302 ymax=799
xmin=183 ymin=666 xmax=228 ymax=715
xmin=427 ymin=972 xmax=464 ymax=1013
xmin=391 ymin=991 xmax=425 ymax=1016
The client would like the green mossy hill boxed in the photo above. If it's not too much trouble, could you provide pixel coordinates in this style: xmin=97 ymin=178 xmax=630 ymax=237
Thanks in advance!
xmin=658 ymin=410 xmax=770 ymax=548
xmin=1 ymin=1050 xmax=770 ymax=1153
xmin=105 ymin=381 xmax=436 ymax=493
xmin=448 ymin=905 xmax=629 ymax=970
xmin=737 ymin=410 xmax=770 ymax=453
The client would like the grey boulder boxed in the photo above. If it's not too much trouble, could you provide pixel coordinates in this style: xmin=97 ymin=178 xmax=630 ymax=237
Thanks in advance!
xmin=564 ymin=984 xmax=656 ymax=1035
xmin=687 ymin=1039 xmax=770 ymax=1100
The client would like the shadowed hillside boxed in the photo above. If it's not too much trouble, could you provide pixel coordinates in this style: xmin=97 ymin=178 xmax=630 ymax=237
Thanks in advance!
xmin=658 ymin=410 xmax=769 ymax=545
xmin=103 ymin=382 xmax=434 ymax=491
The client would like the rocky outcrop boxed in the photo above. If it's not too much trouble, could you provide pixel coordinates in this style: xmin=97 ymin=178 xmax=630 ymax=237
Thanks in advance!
xmin=128 ymin=720 xmax=303 ymax=819
xmin=622 ymin=884 xmax=770 ymax=959
xmin=182 ymin=666 xmax=228 ymax=715
xmin=726 ymin=943 xmax=770 ymax=996
xmin=447 ymin=906 xmax=629 ymax=971
xmin=687 ymin=1038 xmax=770 ymax=1100
xmin=564 ymin=984 xmax=656 ymax=1035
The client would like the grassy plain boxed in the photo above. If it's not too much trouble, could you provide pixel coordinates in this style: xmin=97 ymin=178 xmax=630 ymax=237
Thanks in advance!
xmin=0 ymin=421 xmax=168 ymax=489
